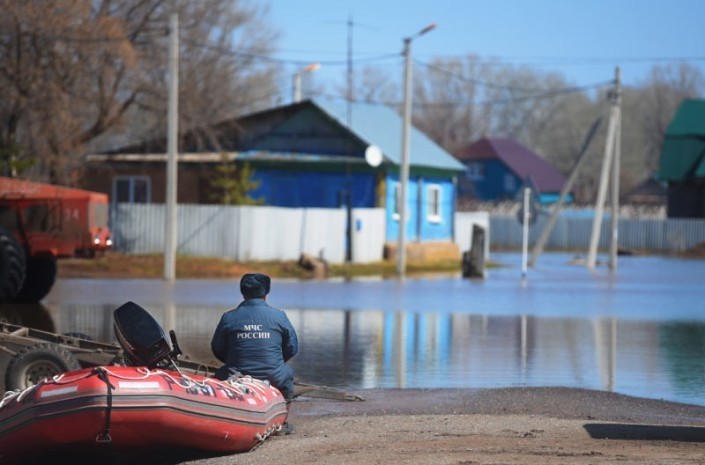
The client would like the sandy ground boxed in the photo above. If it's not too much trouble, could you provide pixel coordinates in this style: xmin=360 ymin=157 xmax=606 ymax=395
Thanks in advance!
xmin=168 ymin=387 xmax=705 ymax=465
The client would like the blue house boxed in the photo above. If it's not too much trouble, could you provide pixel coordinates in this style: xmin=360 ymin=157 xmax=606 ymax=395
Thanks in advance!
xmin=239 ymin=100 xmax=465 ymax=244
xmin=454 ymin=137 xmax=570 ymax=204
xmin=84 ymin=99 xmax=465 ymax=249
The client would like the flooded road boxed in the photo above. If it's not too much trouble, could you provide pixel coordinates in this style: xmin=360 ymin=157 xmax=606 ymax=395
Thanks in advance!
xmin=2 ymin=252 xmax=704 ymax=406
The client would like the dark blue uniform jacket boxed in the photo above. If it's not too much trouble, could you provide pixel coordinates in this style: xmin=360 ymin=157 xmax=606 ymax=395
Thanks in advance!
xmin=211 ymin=298 xmax=298 ymax=395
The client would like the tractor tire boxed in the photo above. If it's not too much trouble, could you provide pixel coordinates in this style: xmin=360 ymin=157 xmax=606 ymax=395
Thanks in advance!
xmin=0 ymin=226 xmax=26 ymax=303
xmin=13 ymin=256 xmax=57 ymax=303
xmin=5 ymin=342 xmax=81 ymax=391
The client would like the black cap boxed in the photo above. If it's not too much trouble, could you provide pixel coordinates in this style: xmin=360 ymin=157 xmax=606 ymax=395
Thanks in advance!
xmin=240 ymin=273 xmax=271 ymax=298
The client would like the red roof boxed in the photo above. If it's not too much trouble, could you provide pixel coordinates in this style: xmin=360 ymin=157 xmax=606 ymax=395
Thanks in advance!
xmin=455 ymin=137 xmax=566 ymax=192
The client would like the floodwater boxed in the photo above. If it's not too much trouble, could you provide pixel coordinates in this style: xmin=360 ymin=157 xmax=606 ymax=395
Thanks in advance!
xmin=2 ymin=252 xmax=704 ymax=406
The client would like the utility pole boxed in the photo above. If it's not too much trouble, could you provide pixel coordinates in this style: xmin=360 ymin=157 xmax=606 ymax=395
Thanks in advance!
xmin=529 ymin=117 xmax=602 ymax=267
xmin=587 ymin=67 xmax=621 ymax=271
xmin=608 ymin=68 xmax=622 ymax=270
xmin=164 ymin=12 xmax=178 ymax=281
xmin=347 ymin=13 xmax=353 ymax=121
xmin=397 ymin=23 xmax=436 ymax=279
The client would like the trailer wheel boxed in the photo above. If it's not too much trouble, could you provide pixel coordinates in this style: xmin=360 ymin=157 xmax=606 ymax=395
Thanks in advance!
xmin=0 ymin=226 xmax=26 ymax=303
xmin=5 ymin=342 xmax=81 ymax=391
xmin=13 ymin=257 xmax=57 ymax=303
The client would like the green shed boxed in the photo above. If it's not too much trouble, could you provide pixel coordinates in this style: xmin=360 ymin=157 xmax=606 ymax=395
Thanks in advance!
xmin=658 ymin=98 xmax=705 ymax=218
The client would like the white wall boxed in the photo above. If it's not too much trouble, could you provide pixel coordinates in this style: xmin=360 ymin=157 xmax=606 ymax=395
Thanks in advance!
xmin=351 ymin=208 xmax=387 ymax=263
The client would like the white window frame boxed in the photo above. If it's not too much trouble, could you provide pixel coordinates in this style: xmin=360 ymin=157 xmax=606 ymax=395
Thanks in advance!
xmin=392 ymin=183 xmax=401 ymax=220
xmin=427 ymin=184 xmax=442 ymax=223
xmin=112 ymin=175 xmax=152 ymax=205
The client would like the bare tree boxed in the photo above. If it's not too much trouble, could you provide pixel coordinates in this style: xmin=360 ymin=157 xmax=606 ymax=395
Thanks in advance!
xmin=0 ymin=0 xmax=280 ymax=184
xmin=352 ymin=66 xmax=399 ymax=105
xmin=412 ymin=56 xmax=495 ymax=153
xmin=634 ymin=63 xmax=705 ymax=174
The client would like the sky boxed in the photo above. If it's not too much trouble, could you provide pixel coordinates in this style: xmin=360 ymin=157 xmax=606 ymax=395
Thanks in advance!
xmin=265 ymin=0 xmax=705 ymax=100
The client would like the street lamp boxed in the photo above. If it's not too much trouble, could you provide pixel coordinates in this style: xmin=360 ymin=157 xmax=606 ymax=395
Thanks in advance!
xmin=293 ymin=62 xmax=320 ymax=103
xmin=397 ymin=23 xmax=436 ymax=279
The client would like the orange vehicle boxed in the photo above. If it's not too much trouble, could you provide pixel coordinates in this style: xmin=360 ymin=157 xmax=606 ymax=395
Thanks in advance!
xmin=0 ymin=177 xmax=112 ymax=303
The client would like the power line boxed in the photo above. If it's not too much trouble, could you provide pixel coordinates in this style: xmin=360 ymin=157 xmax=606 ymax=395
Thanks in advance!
xmin=415 ymin=60 xmax=552 ymax=93
xmin=415 ymin=59 xmax=614 ymax=102
xmin=6 ymin=30 xmax=704 ymax=66
xmin=475 ymin=81 xmax=611 ymax=106
xmin=308 ymin=77 xmax=609 ymax=108
xmin=182 ymin=37 xmax=399 ymax=67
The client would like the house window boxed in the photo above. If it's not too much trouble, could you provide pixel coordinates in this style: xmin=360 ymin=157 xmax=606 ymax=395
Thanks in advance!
xmin=113 ymin=176 xmax=151 ymax=204
xmin=504 ymin=173 xmax=516 ymax=192
xmin=392 ymin=183 xmax=401 ymax=219
xmin=427 ymin=185 xmax=442 ymax=223
xmin=467 ymin=162 xmax=485 ymax=180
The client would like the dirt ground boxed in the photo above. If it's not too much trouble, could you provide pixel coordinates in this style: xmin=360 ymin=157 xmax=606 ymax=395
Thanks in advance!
xmin=9 ymin=384 xmax=705 ymax=465
xmin=166 ymin=387 xmax=705 ymax=465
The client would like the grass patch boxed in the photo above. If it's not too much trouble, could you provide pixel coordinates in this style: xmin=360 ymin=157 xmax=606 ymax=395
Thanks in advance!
xmin=58 ymin=252 xmax=478 ymax=280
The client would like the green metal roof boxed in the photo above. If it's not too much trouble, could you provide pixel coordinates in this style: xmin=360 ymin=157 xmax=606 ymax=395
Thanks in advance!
xmin=658 ymin=99 xmax=705 ymax=181
xmin=665 ymin=99 xmax=705 ymax=136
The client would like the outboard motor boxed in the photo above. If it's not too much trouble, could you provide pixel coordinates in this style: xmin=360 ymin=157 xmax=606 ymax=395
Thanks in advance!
xmin=113 ymin=301 xmax=182 ymax=369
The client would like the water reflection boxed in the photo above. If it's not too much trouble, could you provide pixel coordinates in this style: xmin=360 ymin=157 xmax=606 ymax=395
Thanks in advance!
xmin=5 ymin=300 xmax=705 ymax=406
xmin=3 ymin=253 xmax=704 ymax=405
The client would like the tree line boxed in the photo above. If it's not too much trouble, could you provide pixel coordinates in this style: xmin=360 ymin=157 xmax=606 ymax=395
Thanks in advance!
xmin=349 ymin=57 xmax=704 ymax=201
xmin=0 ymin=0 xmax=279 ymax=184
xmin=1 ymin=0 xmax=703 ymax=203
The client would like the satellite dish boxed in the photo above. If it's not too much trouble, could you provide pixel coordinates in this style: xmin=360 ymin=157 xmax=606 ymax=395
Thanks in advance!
xmin=365 ymin=145 xmax=383 ymax=167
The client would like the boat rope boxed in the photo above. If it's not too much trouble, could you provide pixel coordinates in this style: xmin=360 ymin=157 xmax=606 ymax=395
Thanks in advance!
xmin=0 ymin=390 xmax=21 ymax=408
xmin=94 ymin=367 xmax=115 ymax=443
xmin=45 ymin=370 xmax=94 ymax=385
xmin=85 ymin=365 xmax=279 ymax=403
xmin=0 ymin=380 xmax=44 ymax=408
xmin=1 ymin=366 xmax=284 ymax=413
xmin=252 ymin=424 xmax=281 ymax=450
xmin=92 ymin=366 xmax=264 ymax=400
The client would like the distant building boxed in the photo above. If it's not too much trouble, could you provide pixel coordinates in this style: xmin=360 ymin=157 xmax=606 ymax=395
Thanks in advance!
xmin=454 ymin=137 xmax=570 ymax=204
xmin=84 ymin=99 xmax=465 ymax=248
xmin=622 ymin=176 xmax=667 ymax=205
xmin=658 ymin=98 xmax=705 ymax=218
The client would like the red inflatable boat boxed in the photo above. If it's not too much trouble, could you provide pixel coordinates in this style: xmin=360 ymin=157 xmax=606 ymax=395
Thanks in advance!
xmin=0 ymin=365 xmax=288 ymax=461
xmin=0 ymin=301 xmax=290 ymax=462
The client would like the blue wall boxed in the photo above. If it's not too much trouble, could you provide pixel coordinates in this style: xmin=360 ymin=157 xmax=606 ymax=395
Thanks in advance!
xmin=472 ymin=160 xmax=516 ymax=200
xmin=385 ymin=173 xmax=455 ymax=242
xmin=252 ymin=170 xmax=377 ymax=208
xmin=251 ymin=168 xmax=456 ymax=243
xmin=467 ymin=160 xmax=572 ymax=204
